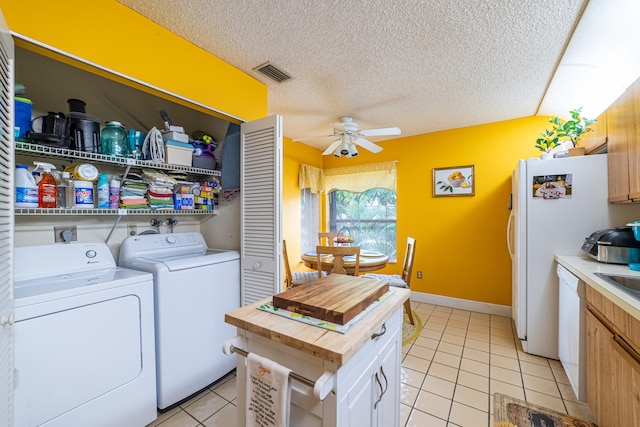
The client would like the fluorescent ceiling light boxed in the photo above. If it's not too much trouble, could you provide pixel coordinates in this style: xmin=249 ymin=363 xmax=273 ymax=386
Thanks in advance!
xmin=538 ymin=0 xmax=640 ymax=119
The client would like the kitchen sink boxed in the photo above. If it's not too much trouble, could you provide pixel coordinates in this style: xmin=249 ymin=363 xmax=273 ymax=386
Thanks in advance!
xmin=594 ymin=273 xmax=640 ymax=302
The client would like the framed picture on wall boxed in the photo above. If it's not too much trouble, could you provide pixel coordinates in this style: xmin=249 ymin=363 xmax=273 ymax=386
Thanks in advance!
xmin=433 ymin=165 xmax=475 ymax=197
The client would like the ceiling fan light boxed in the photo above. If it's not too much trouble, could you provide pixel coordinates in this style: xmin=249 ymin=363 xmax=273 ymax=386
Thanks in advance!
xmin=333 ymin=145 xmax=342 ymax=157
xmin=348 ymin=143 xmax=358 ymax=157
xmin=339 ymin=139 xmax=350 ymax=155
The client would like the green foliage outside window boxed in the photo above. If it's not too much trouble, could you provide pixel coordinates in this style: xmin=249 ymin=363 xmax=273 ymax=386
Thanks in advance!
xmin=329 ymin=188 xmax=397 ymax=261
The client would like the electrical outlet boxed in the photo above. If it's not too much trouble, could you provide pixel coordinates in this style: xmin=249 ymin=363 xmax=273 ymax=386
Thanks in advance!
xmin=416 ymin=271 xmax=422 ymax=279
xmin=54 ymin=225 xmax=77 ymax=243
xmin=127 ymin=224 xmax=138 ymax=236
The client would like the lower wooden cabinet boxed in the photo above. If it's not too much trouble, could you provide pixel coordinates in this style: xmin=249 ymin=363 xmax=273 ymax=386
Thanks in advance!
xmin=586 ymin=302 xmax=640 ymax=426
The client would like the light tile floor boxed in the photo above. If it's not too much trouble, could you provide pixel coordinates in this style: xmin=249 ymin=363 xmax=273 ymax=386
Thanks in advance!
xmin=146 ymin=301 xmax=595 ymax=426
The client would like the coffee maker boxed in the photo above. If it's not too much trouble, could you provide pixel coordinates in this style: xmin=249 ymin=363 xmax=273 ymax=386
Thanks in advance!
xmin=66 ymin=99 xmax=101 ymax=153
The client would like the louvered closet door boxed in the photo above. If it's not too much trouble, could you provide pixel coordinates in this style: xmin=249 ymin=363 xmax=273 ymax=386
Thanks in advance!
xmin=0 ymin=11 xmax=14 ymax=427
xmin=240 ymin=115 xmax=283 ymax=305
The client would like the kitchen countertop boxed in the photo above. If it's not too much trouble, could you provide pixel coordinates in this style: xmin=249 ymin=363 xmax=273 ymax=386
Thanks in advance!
xmin=555 ymin=255 xmax=640 ymax=320
xmin=225 ymin=280 xmax=410 ymax=366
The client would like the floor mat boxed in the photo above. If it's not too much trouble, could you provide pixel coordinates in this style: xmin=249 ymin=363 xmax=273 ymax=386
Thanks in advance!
xmin=493 ymin=393 xmax=597 ymax=427
xmin=401 ymin=310 xmax=423 ymax=346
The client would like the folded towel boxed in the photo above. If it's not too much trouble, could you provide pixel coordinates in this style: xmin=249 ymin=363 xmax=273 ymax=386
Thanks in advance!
xmin=246 ymin=353 xmax=291 ymax=427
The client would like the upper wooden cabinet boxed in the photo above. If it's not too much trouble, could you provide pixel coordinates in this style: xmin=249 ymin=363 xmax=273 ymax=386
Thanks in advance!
xmin=583 ymin=111 xmax=607 ymax=154
xmin=606 ymin=76 xmax=640 ymax=203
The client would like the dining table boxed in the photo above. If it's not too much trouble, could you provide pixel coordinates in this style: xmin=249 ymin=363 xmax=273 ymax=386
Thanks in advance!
xmin=300 ymin=248 xmax=389 ymax=275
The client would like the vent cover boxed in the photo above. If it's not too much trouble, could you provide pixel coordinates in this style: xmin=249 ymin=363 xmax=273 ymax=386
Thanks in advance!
xmin=253 ymin=62 xmax=292 ymax=83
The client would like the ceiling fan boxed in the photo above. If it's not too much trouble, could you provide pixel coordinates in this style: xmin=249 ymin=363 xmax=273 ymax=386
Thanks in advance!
xmin=301 ymin=116 xmax=401 ymax=157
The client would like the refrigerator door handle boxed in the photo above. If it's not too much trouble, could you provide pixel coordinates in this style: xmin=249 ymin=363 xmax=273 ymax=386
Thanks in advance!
xmin=507 ymin=210 xmax=515 ymax=259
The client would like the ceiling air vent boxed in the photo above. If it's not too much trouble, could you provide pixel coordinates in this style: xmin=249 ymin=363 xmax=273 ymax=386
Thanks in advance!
xmin=253 ymin=61 xmax=292 ymax=83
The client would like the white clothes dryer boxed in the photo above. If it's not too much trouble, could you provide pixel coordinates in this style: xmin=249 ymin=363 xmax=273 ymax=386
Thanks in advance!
xmin=118 ymin=232 xmax=240 ymax=410
xmin=13 ymin=243 xmax=157 ymax=427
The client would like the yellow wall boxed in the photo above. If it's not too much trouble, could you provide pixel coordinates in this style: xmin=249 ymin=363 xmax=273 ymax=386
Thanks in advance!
xmin=0 ymin=2 xmax=553 ymax=306
xmin=0 ymin=0 xmax=267 ymax=121
xmin=284 ymin=116 xmax=552 ymax=306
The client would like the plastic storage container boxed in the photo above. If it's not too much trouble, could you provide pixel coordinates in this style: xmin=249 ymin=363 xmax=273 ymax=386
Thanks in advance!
xmin=15 ymin=165 xmax=38 ymax=208
xmin=14 ymin=97 xmax=32 ymax=140
xmin=69 ymin=163 xmax=99 ymax=182
xmin=165 ymin=140 xmax=192 ymax=166
xmin=74 ymin=180 xmax=94 ymax=209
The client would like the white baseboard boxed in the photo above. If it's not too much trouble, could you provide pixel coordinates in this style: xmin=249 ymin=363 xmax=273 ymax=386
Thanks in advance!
xmin=410 ymin=291 xmax=512 ymax=318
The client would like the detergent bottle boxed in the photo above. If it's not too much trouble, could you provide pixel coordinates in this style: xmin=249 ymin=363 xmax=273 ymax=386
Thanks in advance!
xmin=15 ymin=164 xmax=38 ymax=208
xmin=33 ymin=162 xmax=57 ymax=208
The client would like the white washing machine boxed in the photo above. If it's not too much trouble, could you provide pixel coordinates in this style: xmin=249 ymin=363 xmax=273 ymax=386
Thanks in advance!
xmin=118 ymin=232 xmax=240 ymax=410
xmin=13 ymin=243 xmax=157 ymax=427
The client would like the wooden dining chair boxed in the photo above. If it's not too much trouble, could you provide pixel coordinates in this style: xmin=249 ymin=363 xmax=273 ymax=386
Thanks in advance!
xmin=283 ymin=240 xmax=325 ymax=289
xmin=316 ymin=245 xmax=360 ymax=277
xmin=318 ymin=232 xmax=339 ymax=246
xmin=363 ymin=237 xmax=417 ymax=324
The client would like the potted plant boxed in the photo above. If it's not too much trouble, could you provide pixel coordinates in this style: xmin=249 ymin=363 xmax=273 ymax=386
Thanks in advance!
xmin=535 ymin=129 xmax=560 ymax=159
xmin=549 ymin=107 xmax=597 ymax=156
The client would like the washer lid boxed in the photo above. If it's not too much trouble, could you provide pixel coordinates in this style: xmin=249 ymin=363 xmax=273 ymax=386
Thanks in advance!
xmin=14 ymin=267 xmax=152 ymax=307
xmin=139 ymin=249 xmax=240 ymax=271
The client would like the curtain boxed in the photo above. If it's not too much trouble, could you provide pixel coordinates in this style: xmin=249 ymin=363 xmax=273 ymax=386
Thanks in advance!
xmin=323 ymin=161 xmax=397 ymax=193
xmin=299 ymin=161 xmax=397 ymax=193
xmin=298 ymin=164 xmax=324 ymax=193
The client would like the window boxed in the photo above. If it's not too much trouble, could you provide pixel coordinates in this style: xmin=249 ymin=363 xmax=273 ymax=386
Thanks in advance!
xmin=300 ymin=188 xmax=319 ymax=254
xmin=329 ymin=188 xmax=397 ymax=261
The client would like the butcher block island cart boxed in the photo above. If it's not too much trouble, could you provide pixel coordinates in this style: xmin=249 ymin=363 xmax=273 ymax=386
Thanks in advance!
xmin=224 ymin=274 xmax=410 ymax=427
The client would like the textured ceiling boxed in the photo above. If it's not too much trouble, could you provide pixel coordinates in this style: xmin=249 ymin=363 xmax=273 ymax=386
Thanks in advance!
xmin=118 ymin=0 xmax=587 ymax=150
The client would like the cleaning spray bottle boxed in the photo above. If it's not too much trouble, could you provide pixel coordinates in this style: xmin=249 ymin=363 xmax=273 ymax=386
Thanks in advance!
xmin=33 ymin=162 xmax=57 ymax=208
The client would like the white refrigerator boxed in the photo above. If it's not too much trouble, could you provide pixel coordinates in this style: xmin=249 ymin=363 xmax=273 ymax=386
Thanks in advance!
xmin=507 ymin=154 xmax=638 ymax=359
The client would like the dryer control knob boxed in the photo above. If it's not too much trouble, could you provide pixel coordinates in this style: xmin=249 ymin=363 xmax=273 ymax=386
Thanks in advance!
xmin=166 ymin=236 xmax=177 ymax=244
xmin=86 ymin=250 xmax=97 ymax=258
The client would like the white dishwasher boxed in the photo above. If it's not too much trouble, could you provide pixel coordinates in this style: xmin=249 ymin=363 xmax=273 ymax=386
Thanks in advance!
xmin=119 ymin=232 xmax=240 ymax=410
xmin=557 ymin=263 xmax=586 ymax=402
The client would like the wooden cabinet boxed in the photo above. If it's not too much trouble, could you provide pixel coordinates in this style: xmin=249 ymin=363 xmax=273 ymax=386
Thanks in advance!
xmin=585 ymin=286 xmax=640 ymax=426
xmin=583 ymin=111 xmax=607 ymax=154
xmin=606 ymin=76 xmax=640 ymax=202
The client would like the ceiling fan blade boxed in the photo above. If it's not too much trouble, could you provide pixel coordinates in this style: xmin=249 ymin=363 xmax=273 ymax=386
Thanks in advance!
xmin=360 ymin=127 xmax=401 ymax=137
xmin=322 ymin=139 xmax=342 ymax=155
xmin=354 ymin=137 xmax=383 ymax=153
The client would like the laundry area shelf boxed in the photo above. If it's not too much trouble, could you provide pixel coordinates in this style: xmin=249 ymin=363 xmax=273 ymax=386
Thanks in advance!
xmin=14 ymin=207 xmax=217 ymax=216
xmin=15 ymin=142 xmax=220 ymax=177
